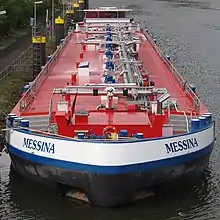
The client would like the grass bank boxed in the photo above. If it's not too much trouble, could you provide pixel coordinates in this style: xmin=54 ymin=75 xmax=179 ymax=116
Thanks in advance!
xmin=0 ymin=66 xmax=33 ymax=144
xmin=0 ymin=61 xmax=33 ymax=130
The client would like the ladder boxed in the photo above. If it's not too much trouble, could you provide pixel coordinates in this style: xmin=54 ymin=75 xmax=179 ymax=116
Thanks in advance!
xmin=32 ymin=27 xmax=42 ymax=78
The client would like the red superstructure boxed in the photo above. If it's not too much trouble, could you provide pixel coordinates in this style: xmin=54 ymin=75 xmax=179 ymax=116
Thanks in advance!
xmin=12 ymin=7 xmax=206 ymax=139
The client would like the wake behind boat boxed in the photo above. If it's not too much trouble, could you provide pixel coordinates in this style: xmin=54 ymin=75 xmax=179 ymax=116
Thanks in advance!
xmin=4 ymin=4 xmax=215 ymax=207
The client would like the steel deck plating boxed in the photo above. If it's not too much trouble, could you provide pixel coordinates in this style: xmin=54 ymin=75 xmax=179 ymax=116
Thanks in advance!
xmin=12 ymin=29 xmax=206 ymax=120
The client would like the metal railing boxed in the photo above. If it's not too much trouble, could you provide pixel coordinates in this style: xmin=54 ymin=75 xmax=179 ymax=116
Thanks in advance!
xmin=19 ymin=31 xmax=73 ymax=113
xmin=143 ymin=29 xmax=201 ymax=112
xmin=0 ymin=45 xmax=33 ymax=84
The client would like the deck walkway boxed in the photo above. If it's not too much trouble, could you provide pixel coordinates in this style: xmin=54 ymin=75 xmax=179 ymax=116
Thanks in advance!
xmin=12 ymin=30 xmax=207 ymax=120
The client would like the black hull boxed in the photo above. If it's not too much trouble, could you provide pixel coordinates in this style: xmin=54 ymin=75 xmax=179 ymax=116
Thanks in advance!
xmin=9 ymin=152 xmax=211 ymax=207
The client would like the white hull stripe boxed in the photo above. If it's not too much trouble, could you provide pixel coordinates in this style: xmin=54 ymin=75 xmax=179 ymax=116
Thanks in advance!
xmin=7 ymin=126 xmax=214 ymax=166
xmin=8 ymin=143 xmax=214 ymax=174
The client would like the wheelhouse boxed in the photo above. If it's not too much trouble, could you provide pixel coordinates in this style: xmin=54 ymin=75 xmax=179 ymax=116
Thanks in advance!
xmin=84 ymin=7 xmax=132 ymax=23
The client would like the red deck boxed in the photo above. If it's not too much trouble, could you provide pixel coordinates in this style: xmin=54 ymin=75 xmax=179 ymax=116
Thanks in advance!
xmin=139 ymin=38 xmax=191 ymax=110
xmin=12 ymin=29 xmax=207 ymax=124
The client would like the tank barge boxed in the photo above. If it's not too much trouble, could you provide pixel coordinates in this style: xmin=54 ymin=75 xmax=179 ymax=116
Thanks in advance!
xmin=5 ymin=6 xmax=215 ymax=207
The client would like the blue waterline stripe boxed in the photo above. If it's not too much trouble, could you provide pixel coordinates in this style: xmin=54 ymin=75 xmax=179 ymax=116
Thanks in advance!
xmin=8 ymin=143 xmax=214 ymax=174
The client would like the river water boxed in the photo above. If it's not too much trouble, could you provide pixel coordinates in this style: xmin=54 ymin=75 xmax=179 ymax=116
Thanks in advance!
xmin=1 ymin=0 xmax=220 ymax=219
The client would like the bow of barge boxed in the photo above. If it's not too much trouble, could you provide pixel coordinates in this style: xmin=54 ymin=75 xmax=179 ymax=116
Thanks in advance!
xmin=4 ymin=5 xmax=215 ymax=207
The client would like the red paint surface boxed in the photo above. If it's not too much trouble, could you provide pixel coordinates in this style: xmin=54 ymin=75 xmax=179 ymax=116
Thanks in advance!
xmin=55 ymin=111 xmax=165 ymax=138
xmin=11 ymin=29 xmax=208 ymax=137
xmin=139 ymin=33 xmax=207 ymax=113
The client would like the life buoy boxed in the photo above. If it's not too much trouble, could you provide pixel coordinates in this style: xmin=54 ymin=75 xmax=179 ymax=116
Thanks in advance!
xmin=103 ymin=126 xmax=117 ymax=138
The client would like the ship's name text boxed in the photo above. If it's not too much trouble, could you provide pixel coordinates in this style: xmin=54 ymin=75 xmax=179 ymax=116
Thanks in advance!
xmin=23 ymin=138 xmax=55 ymax=154
xmin=165 ymin=138 xmax=198 ymax=154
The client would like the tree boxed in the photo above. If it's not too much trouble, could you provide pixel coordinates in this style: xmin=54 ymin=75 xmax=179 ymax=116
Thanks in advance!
xmin=0 ymin=0 xmax=61 ymax=38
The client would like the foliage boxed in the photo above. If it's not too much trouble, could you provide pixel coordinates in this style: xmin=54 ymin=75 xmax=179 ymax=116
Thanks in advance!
xmin=46 ymin=36 xmax=56 ymax=55
xmin=0 ymin=0 xmax=61 ymax=38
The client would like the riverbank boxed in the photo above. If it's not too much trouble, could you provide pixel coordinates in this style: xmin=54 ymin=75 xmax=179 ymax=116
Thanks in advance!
xmin=0 ymin=37 xmax=55 ymax=142
xmin=0 ymin=67 xmax=32 ymax=127
xmin=0 ymin=54 xmax=33 ymax=144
